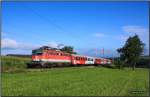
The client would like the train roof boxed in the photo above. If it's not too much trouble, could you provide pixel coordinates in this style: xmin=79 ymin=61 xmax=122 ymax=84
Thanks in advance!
xmin=71 ymin=54 xmax=90 ymax=57
xmin=72 ymin=54 xmax=107 ymax=59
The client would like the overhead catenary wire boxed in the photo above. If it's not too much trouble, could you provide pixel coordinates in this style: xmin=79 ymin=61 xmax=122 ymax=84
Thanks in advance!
xmin=7 ymin=3 xmax=78 ymax=48
xmin=4 ymin=3 xmax=79 ymax=48
xmin=21 ymin=3 xmax=77 ymax=39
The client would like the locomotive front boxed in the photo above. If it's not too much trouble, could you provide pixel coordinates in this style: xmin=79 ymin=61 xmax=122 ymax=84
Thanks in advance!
xmin=27 ymin=48 xmax=44 ymax=68
xmin=32 ymin=49 xmax=43 ymax=62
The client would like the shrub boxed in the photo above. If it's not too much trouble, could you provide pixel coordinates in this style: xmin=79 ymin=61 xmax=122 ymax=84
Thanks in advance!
xmin=1 ymin=56 xmax=31 ymax=72
xmin=136 ymin=57 xmax=149 ymax=68
xmin=113 ymin=59 xmax=125 ymax=69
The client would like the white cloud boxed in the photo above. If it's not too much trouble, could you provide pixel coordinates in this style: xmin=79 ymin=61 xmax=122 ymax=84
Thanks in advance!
xmin=115 ymin=35 xmax=129 ymax=41
xmin=1 ymin=38 xmax=64 ymax=50
xmin=113 ymin=26 xmax=149 ymax=47
xmin=47 ymin=41 xmax=59 ymax=48
xmin=122 ymin=26 xmax=149 ymax=42
xmin=93 ymin=33 xmax=107 ymax=37
xmin=2 ymin=38 xmax=18 ymax=49
xmin=115 ymin=25 xmax=149 ymax=49
xmin=1 ymin=38 xmax=66 ymax=55
xmin=1 ymin=38 xmax=39 ymax=50
xmin=122 ymin=26 xmax=148 ymax=35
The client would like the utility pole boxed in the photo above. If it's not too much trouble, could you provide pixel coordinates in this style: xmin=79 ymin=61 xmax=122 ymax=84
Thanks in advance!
xmin=103 ymin=47 xmax=104 ymax=58
xmin=102 ymin=47 xmax=104 ymax=64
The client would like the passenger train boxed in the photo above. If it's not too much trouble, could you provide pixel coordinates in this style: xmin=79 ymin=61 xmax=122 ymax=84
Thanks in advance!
xmin=27 ymin=46 xmax=112 ymax=68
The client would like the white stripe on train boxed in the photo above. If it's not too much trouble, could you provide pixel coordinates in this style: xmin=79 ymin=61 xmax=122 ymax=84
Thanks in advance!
xmin=33 ymin=59 xmax=71 ymax=62
xmin=33 ymin=59 xmax=111 ymax=64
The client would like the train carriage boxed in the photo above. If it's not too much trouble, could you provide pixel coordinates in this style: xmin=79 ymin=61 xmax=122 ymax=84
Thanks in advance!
xmin=28 ymin=47 xmax=112 ymax=68
xmin=71 ymin=55 xmax=95 ymax=65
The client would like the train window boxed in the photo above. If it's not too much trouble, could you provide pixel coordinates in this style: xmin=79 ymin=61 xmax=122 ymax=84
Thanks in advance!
xmin=82 ymin=57 xmax=83 ymax=60
xmin=75 ymin=57 xmax=77 ymax=60
xmin=78 ymin=57 xmax=80 ymax=60
xmin=36 ymin=53 xmax=42 ymax=55
xmin=76 ymin=57 xmax=78 ymax=60
xmin=91 ymin=59 xmax=93 ymax=61
xmin=88 ymin=58 xmax=90 ymax=61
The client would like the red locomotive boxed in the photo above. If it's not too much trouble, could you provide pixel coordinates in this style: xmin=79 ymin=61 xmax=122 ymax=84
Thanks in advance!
xmin=27 ymin=46 xmax=112 ymax=68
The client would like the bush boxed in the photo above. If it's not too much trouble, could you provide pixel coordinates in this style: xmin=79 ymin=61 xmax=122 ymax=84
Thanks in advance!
xmin=136 ymin=57 xmax=149 ymax=68
xmin=113 ymin=59 xmax=125 ymax=69
xmin=1 ymin=56 xmax=31 ymax=72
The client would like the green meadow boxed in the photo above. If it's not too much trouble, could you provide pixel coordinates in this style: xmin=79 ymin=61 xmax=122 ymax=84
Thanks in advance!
xmin=2 ymin=66 xmax=149 ymax=96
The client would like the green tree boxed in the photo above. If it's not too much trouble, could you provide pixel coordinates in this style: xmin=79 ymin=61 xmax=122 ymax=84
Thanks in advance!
xmin=60 ymin=46 xmax=77 ymax=54
xmin=117 ymin=34 xmax=145 ymax=70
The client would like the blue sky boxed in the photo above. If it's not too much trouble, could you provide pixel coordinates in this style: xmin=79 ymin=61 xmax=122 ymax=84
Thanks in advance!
xmin=2 ymin=1 xmax=149 ymax=57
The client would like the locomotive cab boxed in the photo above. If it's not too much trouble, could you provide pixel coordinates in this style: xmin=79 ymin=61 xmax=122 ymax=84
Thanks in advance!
xmin=32 ymin=49 xmax=43 ymax=62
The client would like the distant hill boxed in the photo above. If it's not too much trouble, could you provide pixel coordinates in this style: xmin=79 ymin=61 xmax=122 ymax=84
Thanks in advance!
xmin=6 ymin=54 xmax=31 ymax=58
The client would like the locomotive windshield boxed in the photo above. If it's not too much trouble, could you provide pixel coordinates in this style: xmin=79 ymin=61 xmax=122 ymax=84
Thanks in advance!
xmin=32 ymin=46 xmax=56 ymax=55
xmin=32 ymin=49 xmax=43 ymax=55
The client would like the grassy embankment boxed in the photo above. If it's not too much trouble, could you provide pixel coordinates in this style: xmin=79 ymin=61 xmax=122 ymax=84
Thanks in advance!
xmin=1 ymin=56 xmax=31 ymax=72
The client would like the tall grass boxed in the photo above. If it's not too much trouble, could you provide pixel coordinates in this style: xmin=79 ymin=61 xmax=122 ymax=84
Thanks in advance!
xmin=1 ymin=56 xmax=31 ymax=72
